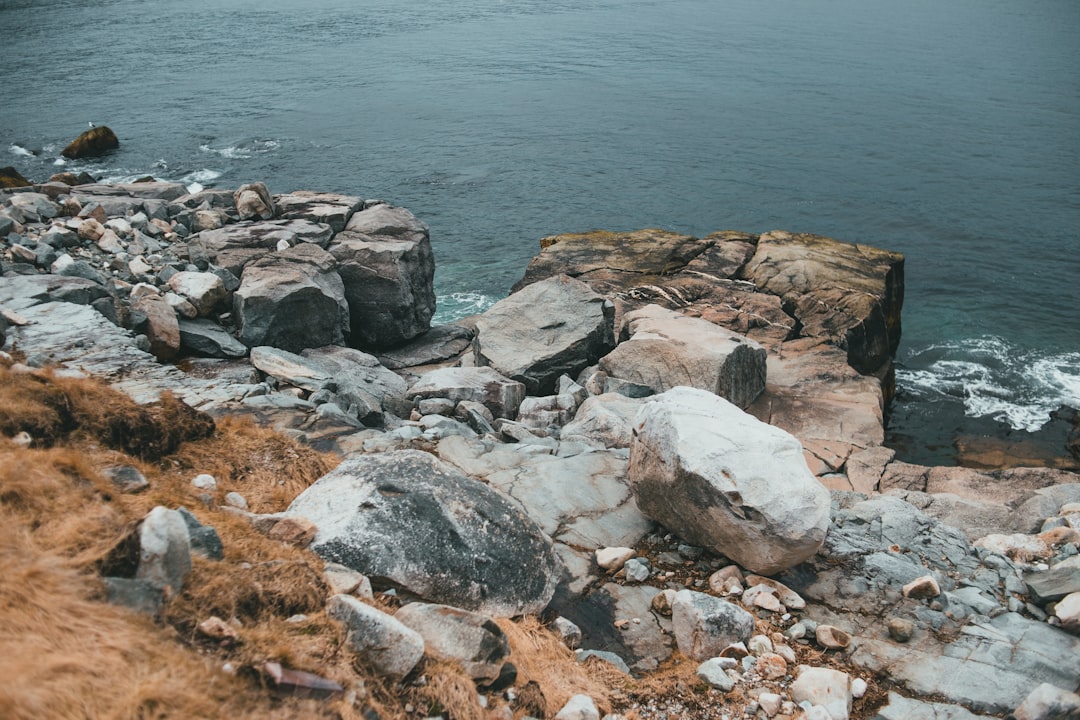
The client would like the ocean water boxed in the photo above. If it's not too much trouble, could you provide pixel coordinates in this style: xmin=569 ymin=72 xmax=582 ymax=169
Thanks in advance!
xmin=3 ymin=0 xmax=1078 ymax=462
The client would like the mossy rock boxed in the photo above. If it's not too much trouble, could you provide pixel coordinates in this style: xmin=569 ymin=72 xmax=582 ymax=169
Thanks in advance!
xmin=0 ymin=166 xmax=32 ymax=188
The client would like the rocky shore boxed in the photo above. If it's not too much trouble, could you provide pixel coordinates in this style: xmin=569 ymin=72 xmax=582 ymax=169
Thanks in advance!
xmin=2 ymin=176 xmax=1079 ymax=720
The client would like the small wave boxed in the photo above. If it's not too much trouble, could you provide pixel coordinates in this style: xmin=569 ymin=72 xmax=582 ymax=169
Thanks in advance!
xmin=896 ymin=336 xmax=1080 ymax=431
xmin=179 ymin=169 xmax=222 ymax=193
xmin=9 ymin=144 xmax=36 ymax=157
xmin=433 ymin=291 xmax=497 ymax=323
xmin=199 ymin=139 xmax=281 ymax=160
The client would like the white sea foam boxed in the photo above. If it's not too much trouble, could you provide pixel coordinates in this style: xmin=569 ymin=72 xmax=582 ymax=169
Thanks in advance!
xmin=896 ymin=336 xmax=1080 ymax=431
xmin=9 ymin=144 xmax=35 ymax=157
xmin=199 ymin=139 xmax=280 ymax=160
xmin=433 ymin=291 xmax=497 ymax=323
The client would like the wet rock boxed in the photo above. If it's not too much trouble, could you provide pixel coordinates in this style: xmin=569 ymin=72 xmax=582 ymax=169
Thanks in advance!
xmin=599 ymin=304 xmax=766 ymax=409
xmin=234 ymin=243 xmax=349 ymax=352
xmin=474 ymin=275 xmax=615 ymax=396
xmin=629 ymin=387 xmax=830 ymax=575
xmin=328 ymin=203 xmax=435 ymax=349
xmin=326 ymin=594 xmax=424 ymax=678
xmin=286 ymin=450 xmax=561 ymax=617
xmin=671 ymin=589 xmax=754 ymax=661
xmin=61 ymin=125 xmax=120 ymax=158
xmin=394 ymin=603 xmax=511 ymax=682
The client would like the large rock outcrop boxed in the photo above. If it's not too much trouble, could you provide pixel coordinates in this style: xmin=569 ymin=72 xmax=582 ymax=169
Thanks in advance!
xmin=629 ymin=387 xmax=830 ymax=575
xmin=741 ymin=231 xmax=904 ymax=374
xmin=473 ymin=275 xmax=615 ymax=396
xmin=599 ymin=304 xmax=766 ymax=409
xmin=285 ymin=450 xmax=562 ymax=617
xmin=328 ymin=204 xmax=435 ymax=349
xmin=233 ymin=243 xmax=349 ymax=353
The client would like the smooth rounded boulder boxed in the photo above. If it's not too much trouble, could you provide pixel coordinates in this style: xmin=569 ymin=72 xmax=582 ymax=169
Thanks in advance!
xmin=285 ymin=450 xmax=561 ymax=617
xmin=629 ymin=386 xmax=830 ymax=575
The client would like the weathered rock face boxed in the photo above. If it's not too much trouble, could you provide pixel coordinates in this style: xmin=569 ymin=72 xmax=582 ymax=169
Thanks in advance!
xmin=328 ymin=204 xmax=435 ymax=349
xmin=561 ymin=393 xmax=644 ymax=449
xmin=285 ymin=450 xmax=562 ymax=617
xmin=406 ymin=366 xmax=526 ymax=420
xmin=61 ymin=125 xmax=120 ymax=159
xmin=473 ymin=275 xmax=615 ymax=396
xmin=233 ymin=243 xmax=349 ymax=353
xmin=741 ymin=231 xmax=904 ymax=374
xmin=274 ymin=191 xmax=364 ymax=233
xmin=629 ymin=387 xmax=831 ymax=575
xmin=192 ymin=219 xmax=334 ymax=275
xmin=599 ymin=304 xmax=766 ymax=409
xmin=167 ymin=271 xmax=226 ymax=317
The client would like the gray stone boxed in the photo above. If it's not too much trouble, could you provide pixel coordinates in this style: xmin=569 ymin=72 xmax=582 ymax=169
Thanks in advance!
xmin=561 ymin=393 xmax=644 ymax=449
xmin=274 ymin=190 xmax=364 ymax=232
xmin=671 ymin=590 xmax=754 ymax=661
xmin=102 ymin=465 xmax=149 ymax=493
xmin=474 ymin=275 xmax=615 ymax=396
xmin=1026 ymin=565 xmax=1080 ymax=603
xmin=135 ymin=506 xmax=192 ymax=595
xmin=576 ymin=650 xmax=631 ymax=675
xmin=554 ymin=694 xmax=600 ymax=720
xmin=326 ymin=594 xmax=424 ymax=678
xmin=178 ymin=317 xmax=249 ymax=358
xmin=553 ymin=617 xmax=583 ymax=649
xmin=103 ymin=577 xmax=164 ymax=615
xmin=375 ymin=323 xmax=475 ymax=370
xmin=696 ymin=658 xmax=736 ymax=691
xmin=624 ymin=558 xmax=651 ymax=583
xmin=790 ymin=665 xmax=852 ymax=720
xmin=407 ymin=366 xmax=525 ymax=420
xmin=0 ymin=273 xmax=110 ymax=311
xmin=286 ymin=450 xmax=561 ymax=617
xmin=193 ymin=218 xmax=334 ymax=274
xmin=329 ymin=204 xmax=435 ymax=349
xmin=394 ymin=603 xmax=510 ymax=682
xmin=177 ymin=507 xmax=224 ymax=561
xmin=167 ymin=271 xmax=226 ymax=317
xmin=629 ymin=387 xmax=830 ymax=575
xmin=234 ymin=243 xmax=349 ymax=352
xmin=600 ymin=304 xmax=766 ymax=409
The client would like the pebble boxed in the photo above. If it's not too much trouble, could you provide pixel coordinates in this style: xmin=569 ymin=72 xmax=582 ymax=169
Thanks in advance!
xmin=596 ymin=546 xmax=635 ymax=572
xmin=758 ymin=693 xmax=782 ymax=717
xmin=225 ymin=491 xmax=248 ymax=510
xmin=815 ymin=624 xmax=852 ymax=650
xmin=624 ymin=558 xmax=651 ymax=583
xmin=191 ymin=473 xmax=217 ymax=491
xmin=756 ymin=652 xmax=787 ymax=680
xmin=887 ymin=617 xmax=915 ymax=643
xmin=851 ymin=677 xmax=867 ymax=698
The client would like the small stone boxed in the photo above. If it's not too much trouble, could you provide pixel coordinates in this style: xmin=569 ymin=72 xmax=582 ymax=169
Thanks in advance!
xmin=651 ymin=588 xmax=677 ymax=616
xmin=786 ymin=621 xmax=808 ymax=641
xmin=554 ymin=693 xmax=601 ymax=720
xmin=624 ymin=557 xmax=651 ymax=583
xmin=695 ymin=658 xmax=735 ymax=692
xmin=902 ymin=574 xmax=941 ymax=599
xmin=790 ymin=665 xmax=852 ymax=720
xmin=191 ymin=473 xmax=217 ymax=490
xmin=719 ymin=641 xmax=748 ymax=660
xmin=759 ymin=692 xmax=783 ymax=718
xmin=13 ymin=431 xmax=32 ymax=448
xmin=224 ymin=492 xmax=248 ymax=510
xmin=756 ymin=652 xmax=787 ymax=680
xmin=596 ymin=546 xmax=635 ymax=572
xmin=815 ymin=624 xmax=852 ymax=650
xmin=553 ymin=616 xmax=583 ymax=649
xmin=103 ymin=465 xmax=149 ymax=493
xmin=267 ymin=516 xmax=317 ymax=547
xmin=774 ymin=643 xmax=798 ymax=665
xmin=198 ymin=616 xmax=239 ymax=642
xmin=851 ymin=678 xmax=867 ymax=699
xmin=264 ymin=661 xmax=344 ymax=700
xmin=1054 ymin=591 xmax=1080 ymax=633
xmin=747 ymin=634 xmax=773 ymax=656
xmin=887 ymin=617 xmax=915 ymax=643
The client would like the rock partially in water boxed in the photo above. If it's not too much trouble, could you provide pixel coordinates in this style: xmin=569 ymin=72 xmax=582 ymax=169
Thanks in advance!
xmin=61 ymin=125 xmax=119 ymax=159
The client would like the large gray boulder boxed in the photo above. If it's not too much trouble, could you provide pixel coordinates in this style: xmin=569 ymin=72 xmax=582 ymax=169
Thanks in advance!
xmin=285 ymin=450 xmax=562 ymax=617
xmin=328 ymin=204 xmax=435 ymax=349
xmin=233 ymin=243 xmax=349 ymax=353
xmin=599 ymin=304 xmax=766 ymax=409
xmin=473 ymin=275 xmax=615 ymax=396
xmin=629 ymin=386 xmax=830 ymax=575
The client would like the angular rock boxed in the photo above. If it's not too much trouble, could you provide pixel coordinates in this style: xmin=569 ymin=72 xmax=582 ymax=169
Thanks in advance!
xmin=375 ymin=323 xmax=475 ymax=370
xmin=600 ymin=304 xmax=766 ymax=409
xmin=629 ymin=387 xmax=830 ymax=575
xmin=328 ymin=204 xmax=435 ymax=349
xmin=742 ymin=231 xmax=904 ymax=374
xmin=234 ymin=181 xmax=275 ymax=221
xmin=696 ymin=658 xmax=736 ymax=691
xmin=131 ymin=292 xmax=180 ymax=361
xmin=407 ymin=366 xmax=525 ymax=420
xmin=234 ymin=244 xmax=349 ymax=352
xmin=1013 ymin=683 xmax=1080 ymax=720
xmin=326 ymin=594 xmax=424 ymax=678
xmin=562 ymin=393 xmax=644 ymax=449
xmin=286 ymin=450 xmax=561 ymax=616
xmin=193 ymin=218 xmax=334 ymax=274
xmin=274 ymin=190 xmax=364 ymax=232
xmin=554 ymin=695 xmax=600 ymax=720
xmin=1054 ymin=591 xmax=1080 ymax=633
xmin=671 ymin=590 xmax=754 ymax=661
xmin=135 ymin=506 xmax=192 ymax=595
xmin=474 ymin=275 xmax=615 ymax=395
xmin=790 ymin=665 xmax=852 ymax=720
xmin=394 ymin=603 xmax=511 ymax=682
xmin=102 ymin=465 xmax=149 ymax=493
xmin=167 ymin=271 xmax=226 ymax=317
xmin=178 ymin=317 xmax=249 ymax=358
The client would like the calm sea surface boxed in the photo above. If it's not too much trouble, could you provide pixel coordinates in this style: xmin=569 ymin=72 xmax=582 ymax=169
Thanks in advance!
xmin=3 ymin=0 xmax=1079 ymax=462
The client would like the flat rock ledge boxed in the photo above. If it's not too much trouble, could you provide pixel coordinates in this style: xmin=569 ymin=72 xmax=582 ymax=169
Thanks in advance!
xmin=4 ymin=181 xmax=1080 ymax=718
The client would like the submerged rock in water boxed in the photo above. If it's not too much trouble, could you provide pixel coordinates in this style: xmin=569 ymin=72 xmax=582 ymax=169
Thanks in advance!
xmin=61 ymin=125 xmax=120 ymax=159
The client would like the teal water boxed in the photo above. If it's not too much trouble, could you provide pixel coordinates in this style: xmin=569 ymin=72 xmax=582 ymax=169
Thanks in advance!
xmin=3 ymin=0 xmax=1079 ymax=461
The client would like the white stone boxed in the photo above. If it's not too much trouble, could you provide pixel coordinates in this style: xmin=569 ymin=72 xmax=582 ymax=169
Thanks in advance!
xmin=1054 ymin=591 xmax=1080 ymax=633
xmin=629 ymin=387 xmax=830 ymax=575
xmin=225 ymin=492 xmax=248 ymax=510
xmin=596 ymin=546 xmax=635 ymax=571
xmin=758 ymin=693 xmax=783 ymax=717
xmin=167 ymin=271 xmax=226 ymax=317
xmin=191 ymin=473 xmax=217 ymax=490
xmin=790 ymin=665 xmax=852 ymax=720
xmin=554 ymin=693 xmax=601 ymax=720
xmin=851 ymin=678 xmax=867 ymax=699
xmin=1013 ymin=682 xmax=1080 ymax=720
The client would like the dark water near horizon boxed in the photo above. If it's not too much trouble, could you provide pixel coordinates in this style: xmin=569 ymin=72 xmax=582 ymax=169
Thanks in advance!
xmin=3 ymin=0 xmax=1079 ymax=464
